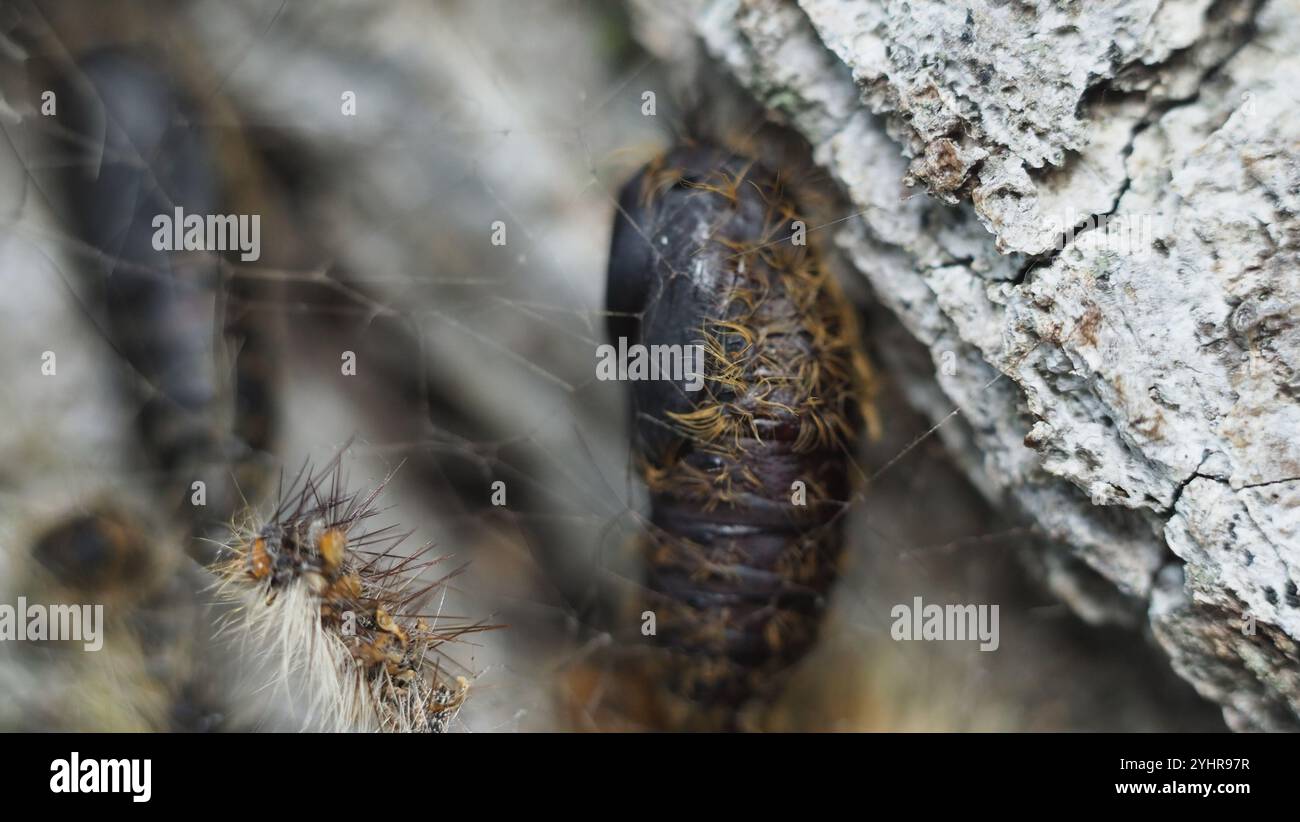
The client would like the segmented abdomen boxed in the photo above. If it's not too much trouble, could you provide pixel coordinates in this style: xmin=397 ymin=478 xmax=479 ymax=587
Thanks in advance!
xmin=606 ymin=145 xmax=869 ymax=725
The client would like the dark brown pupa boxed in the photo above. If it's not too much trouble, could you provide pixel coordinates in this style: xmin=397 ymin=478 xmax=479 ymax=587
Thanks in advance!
xmin=595 ymin=145 xmax=875 ymax=729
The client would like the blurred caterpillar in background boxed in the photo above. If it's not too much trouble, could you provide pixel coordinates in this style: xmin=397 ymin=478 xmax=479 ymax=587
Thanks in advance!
xmin=585 ymin=144 xmax=876 ymax=730
xmin=0 ymin=39 xmax=277 ymax=731
xmin=50 ymin=46 xmax=281 ymax=551
xmin=0 ymin=22 xmax=476 ymax=732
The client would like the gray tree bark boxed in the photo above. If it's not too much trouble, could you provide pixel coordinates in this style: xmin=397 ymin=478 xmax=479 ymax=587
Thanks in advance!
xmin=628 ymin=0 xmax=1300 ymax=730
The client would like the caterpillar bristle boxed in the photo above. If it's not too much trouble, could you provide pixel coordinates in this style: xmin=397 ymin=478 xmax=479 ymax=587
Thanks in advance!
xmin=213 ymin=453 xmax=478 ymax=732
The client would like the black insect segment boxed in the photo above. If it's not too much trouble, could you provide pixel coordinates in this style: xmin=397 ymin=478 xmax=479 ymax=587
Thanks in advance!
xmin=602 ymin=145 xmax=871 ymax=729
xmin=54 ymin=48 xmax=278 ymax=553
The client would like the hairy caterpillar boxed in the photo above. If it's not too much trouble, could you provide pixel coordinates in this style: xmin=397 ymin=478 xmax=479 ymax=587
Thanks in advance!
xmin=213 ymin=455 xmax=478 ymax=732
xmin=591 ymin=145 xmax=875 ymax=729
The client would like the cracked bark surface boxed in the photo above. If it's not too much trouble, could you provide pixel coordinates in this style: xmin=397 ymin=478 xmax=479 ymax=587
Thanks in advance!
xmin=629 ymin=0 xmax=1300 ymax=729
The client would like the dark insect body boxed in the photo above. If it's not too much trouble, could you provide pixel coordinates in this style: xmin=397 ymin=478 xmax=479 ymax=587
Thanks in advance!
xmin=11 ymin=45 xmax=287 ymax=729
xmin=54 ymin=48 xmax=278 ymax=551
xmin=601 ymin=145 xmax=872 ymax=729
xmin=30 ymin=510 xmax=152 ymax=596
